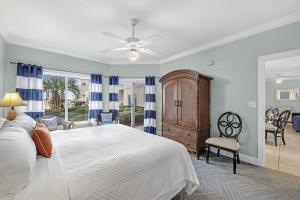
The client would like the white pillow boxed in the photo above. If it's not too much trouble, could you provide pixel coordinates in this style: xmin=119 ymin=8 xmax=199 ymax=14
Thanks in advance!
xmin=15 ymin=112 xmax=37 ymax=135
xmin=0 ymin=117 xmax=6 ymax=128
xmin=0 ymin=126 xmax=37 ymax=197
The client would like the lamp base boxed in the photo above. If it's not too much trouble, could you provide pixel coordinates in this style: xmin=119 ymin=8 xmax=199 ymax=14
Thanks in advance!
xmin=6 ymin=109 xmax=17 ymax=121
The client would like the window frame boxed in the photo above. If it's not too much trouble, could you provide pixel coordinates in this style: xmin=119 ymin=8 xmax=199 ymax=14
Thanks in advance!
xmin=275 ymin=88 xmax=299 ymax=101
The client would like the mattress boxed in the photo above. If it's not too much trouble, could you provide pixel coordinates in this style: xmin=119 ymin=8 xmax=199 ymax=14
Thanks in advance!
xmin=4 ymin=124 xmax=199 ymax=200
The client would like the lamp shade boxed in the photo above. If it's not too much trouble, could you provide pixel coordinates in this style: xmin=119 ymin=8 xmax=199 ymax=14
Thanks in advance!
xmin=0 ymin=92 xmax=26 ymax=107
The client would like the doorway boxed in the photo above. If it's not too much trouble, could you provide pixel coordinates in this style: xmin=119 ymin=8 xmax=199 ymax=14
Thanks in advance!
xmin=118 ymin=78 xmax=144 ymax=130
xmin=258 ymin=49 xmax=300 ymax=177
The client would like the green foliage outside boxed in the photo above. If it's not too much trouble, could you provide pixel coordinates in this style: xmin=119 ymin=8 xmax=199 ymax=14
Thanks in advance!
xmin=44 ymin=76 xmax=88 ymax=122
xmin=44 ymin=77 xmax=145 ymax=124
xmin=119 ymin=104 xmax=144 ymax=125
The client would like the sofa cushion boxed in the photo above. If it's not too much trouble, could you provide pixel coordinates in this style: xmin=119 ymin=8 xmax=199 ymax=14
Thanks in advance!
xmin=36 ymin=116 xmax=58 ymax=131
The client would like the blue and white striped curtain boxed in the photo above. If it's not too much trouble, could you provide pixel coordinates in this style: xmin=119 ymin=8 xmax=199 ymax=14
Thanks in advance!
xmin=89 ymin=74 xmax=103 ymax=124
xmin=144 ymin=76 xmax=156 ymax=134
xmin=109 ymin=76 xmax=119 ymax=115
xmin=16 ymin=63 xmax=44 ymax=119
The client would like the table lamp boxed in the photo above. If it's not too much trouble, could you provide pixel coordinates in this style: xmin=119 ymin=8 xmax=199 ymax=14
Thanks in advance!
xmin=0 ymin=92 xmax=27 ymax=120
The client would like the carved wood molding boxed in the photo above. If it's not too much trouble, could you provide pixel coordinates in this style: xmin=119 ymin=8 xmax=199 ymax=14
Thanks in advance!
xmin=159 ymin=69 xmax=213 ymax=83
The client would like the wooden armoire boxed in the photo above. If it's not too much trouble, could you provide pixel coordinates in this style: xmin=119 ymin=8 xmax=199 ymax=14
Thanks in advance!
xmin=159 ymin=69 xmax=213 ymax=159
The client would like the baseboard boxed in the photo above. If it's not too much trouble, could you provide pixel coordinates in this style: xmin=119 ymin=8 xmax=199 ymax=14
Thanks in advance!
xmin=210 ymin=147 xmax=259 ymax=166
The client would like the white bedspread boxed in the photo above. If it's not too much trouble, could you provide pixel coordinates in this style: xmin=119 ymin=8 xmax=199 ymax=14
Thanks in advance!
xmin=52 ymin=124 xmax=199 ymax=200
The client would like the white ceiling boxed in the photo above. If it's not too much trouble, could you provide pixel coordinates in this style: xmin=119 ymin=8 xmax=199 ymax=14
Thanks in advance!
xmin=0 ymin=0 xmax=300 ymax=64
xmin=266 ymin=56 xmax=300 ymax=81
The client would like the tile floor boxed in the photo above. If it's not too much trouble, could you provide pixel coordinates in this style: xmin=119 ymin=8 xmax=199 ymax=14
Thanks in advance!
xmin=265 ymin=123 xmax=300 ymax=177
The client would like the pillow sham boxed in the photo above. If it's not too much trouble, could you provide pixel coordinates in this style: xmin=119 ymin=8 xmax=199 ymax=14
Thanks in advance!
xmin=1 ymin=120 xmax=22 ymax=129
xmin=15 ymin=112 xmax=37 ymax=135
xmin=0 ymin=126 xmax=37 ymax=197
xmin=32 ymin=123 xmax=52 ymax=158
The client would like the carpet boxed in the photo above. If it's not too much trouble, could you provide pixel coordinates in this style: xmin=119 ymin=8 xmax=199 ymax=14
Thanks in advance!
xmin=183 ymin=154 xmax=300 ymax=200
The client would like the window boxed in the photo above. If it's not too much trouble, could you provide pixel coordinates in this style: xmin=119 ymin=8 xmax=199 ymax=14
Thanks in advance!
xmin=275 ymin=88 xmax=299 ymax=101
xmin=43 ymin=71 xmax=90 ymax=122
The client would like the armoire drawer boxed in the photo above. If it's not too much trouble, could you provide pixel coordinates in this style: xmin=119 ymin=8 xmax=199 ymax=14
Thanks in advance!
xmin=162 ymin=123 xmax=197 ymax=141
xmin=163 ymin=132 xmax=197 ymax=152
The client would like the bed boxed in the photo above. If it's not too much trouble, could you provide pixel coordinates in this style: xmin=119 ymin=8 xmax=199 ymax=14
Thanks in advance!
xmin=3 ymin=124 xmax=199 ymax=200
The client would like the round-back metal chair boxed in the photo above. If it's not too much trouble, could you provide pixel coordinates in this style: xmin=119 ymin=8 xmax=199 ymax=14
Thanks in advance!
xmin=276 ymin=110 xmax=291 ymax=130
xmin=265 ymin=110 xmax=291 ymax=146
xmin=217 ymin=112 xmax=242 ymax=141
xmin=205 ymin=112 xmax=243 ymax=174
xmin=275 ymin=110 xmax=291 ymax=145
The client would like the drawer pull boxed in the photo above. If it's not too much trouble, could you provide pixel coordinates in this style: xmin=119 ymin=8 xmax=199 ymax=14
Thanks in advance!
xmin=187 ymin=133 xmax=191 ymax=136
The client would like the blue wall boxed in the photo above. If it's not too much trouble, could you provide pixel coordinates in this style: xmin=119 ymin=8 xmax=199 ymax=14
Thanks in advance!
xmin=160 ymin=22 xmax=300 ymax=158
xmin=1 ymin=21 xmax=300 ymax=159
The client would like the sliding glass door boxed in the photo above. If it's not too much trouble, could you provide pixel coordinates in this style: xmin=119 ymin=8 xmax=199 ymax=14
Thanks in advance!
xmin=118 ymin=79 xmax=144 ymax=128
xmin=43 ymin=72 xmax=90 ymax=122
xmin=67 ymin=77 xmax=90 ymax=122
xmin=43 ymin=75 xmax=66 ymax=118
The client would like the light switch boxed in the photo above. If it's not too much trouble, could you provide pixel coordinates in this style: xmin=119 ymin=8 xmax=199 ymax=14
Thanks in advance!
xmin=248 ymin=100 xmax=257 ymax=108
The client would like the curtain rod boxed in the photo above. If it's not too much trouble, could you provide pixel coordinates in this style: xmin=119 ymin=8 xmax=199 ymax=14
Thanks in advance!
xmin=9 ymin=61 xmax=160 ymax=79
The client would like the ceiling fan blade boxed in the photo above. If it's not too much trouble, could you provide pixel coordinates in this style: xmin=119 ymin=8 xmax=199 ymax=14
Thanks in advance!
xmin=102 ymin=32 xmax=125 ymax=43
xmin=139 ymin=48 xmax=163 ymax=58
xmin=100 ymin=47 xmax=130 ymax=53
xmin=141 ymin=34 xmax=161 ymax=46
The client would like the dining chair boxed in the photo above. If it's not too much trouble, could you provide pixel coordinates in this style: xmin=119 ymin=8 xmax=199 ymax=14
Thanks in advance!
xmin=265 ymin=108 xmax=279 ymax=123
xmin=205 ymin=112 xmax=242 ymax=174
xmin=265 ymin=110 xmax=291 ymax=146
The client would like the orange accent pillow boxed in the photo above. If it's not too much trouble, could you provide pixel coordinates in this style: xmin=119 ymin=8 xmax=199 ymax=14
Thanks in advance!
xmin=32 ymin=123 xmax=52 ymax=158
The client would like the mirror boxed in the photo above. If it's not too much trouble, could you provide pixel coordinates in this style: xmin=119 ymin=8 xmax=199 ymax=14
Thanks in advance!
xmin=275 ymin=88 xmax=299 ymax=100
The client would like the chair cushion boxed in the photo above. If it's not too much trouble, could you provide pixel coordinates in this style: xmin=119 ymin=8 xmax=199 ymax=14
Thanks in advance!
xmin=205 ymin=137 xmax=240 ymax=151
xmin=265 ymin=123 xmax=277 ymax=132
xmin=101 ymin=113 xmax=113 ymax=123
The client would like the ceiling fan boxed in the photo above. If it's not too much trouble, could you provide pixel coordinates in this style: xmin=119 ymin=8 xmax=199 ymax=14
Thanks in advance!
xmin=100 ymin=19 xmax=162 ymax=61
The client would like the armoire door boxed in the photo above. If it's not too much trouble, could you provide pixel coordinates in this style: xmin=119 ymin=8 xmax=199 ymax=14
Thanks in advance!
xmin=177 ymin=78 xmax=197 ymax=129
xmin=162 ymin=80 xmax=178 ymax=124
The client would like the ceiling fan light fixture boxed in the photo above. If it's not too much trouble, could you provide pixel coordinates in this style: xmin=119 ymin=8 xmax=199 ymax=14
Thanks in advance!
xmin=128 ymin=49 xmax=139 ymax=61
xmin=275 ymin=78 xmax=283 ymax=84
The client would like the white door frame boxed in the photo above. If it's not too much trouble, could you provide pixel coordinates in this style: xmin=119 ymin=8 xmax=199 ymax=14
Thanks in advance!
xmin=257 ymin=49 xmax=300 ymax=166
